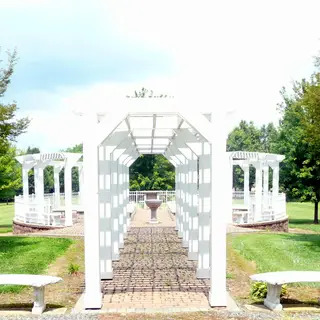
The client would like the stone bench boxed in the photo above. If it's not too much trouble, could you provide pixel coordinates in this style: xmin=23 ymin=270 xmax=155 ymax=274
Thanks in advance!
xmin=0 ymin=274 xmax=62 ymax=314
xmin=250 ymin=271 xmax=320 ymax=311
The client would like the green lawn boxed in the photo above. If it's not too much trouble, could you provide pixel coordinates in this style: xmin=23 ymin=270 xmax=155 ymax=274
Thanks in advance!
xmin=232 ymin=233 xmax=320 ymax=287
xmin=287 ymin=202 xmax=320 ymax=232
xmin=0 ymin=237 xmax=73 ymax=293
xmin=0 ymin=203 xmax=14 ymax=233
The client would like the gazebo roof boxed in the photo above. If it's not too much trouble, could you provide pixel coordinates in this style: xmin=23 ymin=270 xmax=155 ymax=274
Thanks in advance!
xmin=16 ymin=152 xmax=83 ymax=167
xmin=228 ymin=151 xmax=285 ymax=163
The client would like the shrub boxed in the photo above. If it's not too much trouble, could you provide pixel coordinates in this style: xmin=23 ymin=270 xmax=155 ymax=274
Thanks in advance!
xmin=68 ymin=262 xmax=80 ymax=275
xmin=250 ymin=282 xmax=287 ymax=300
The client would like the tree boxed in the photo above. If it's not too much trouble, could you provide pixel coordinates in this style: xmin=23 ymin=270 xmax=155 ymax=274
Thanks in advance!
xmin=0 ymin=48 xmax=30 ymax=155
xmin=0 ymin=146 xmax=22 ymax=202
xmin=277 ymin=75 xmax=320 ymax=224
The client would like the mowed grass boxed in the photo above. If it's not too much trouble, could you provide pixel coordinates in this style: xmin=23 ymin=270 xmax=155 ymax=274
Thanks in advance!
xmin=0 ymin=237 xmax=73 ymax=293
xmin=232 ymin=233 xmax=320 ymax=287
xmin=0 ymin=203 xmax=14 ymax=233
xmin=287 ymin=202 xmax=320 ymax=232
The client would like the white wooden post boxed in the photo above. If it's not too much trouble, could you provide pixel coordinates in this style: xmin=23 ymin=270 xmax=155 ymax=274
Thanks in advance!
xmin=209 ymin=142 xmax=227 ymax=307
xmin=197 ymin=142 xmax=210 ymax=278
xmin=84 ymin=113 xmax=102 ymax=309
xmin=99 ymin=146 xmax=113 ymax=280
xmin=263 ymin=163 xmax=269 ymax=210
xmin=253 ymin=162 xmax=263 ymax=222
xmin=64 ymin=160 xmax=73 ymax=226
xmin=188 ymin=152 xmax=198 ymax=260
xmin=22 ymin=166 xmax=29 ymax=200
xmin=240 ymin=163 xmax=250 ymax=206
xmin=78 ymin=164 xmax=84 ymax=206
xmin=226 ymin=156 xmax=233 ymax=223
xmin=34 ymin=164 xmax=45 ymax=222
xmin=110 ymin=150 xmax=120 ymax=261
xmin=54 ymin=165 xmax=62 ymax=208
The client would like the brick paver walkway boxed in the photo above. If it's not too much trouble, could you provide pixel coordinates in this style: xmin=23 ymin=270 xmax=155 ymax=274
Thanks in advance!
xmin=101 ymin=207 xmax=210 ymax=310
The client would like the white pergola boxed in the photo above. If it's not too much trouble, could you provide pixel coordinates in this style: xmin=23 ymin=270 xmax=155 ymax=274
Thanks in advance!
xmin=80 ymin=98 xmax=230 ymax=309
xmin=15 ymin=152 xmax=83 ymax=226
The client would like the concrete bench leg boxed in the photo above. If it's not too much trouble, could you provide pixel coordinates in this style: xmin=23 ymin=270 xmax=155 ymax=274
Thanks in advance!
xmin=32 ymin=286 xmax=46 ymax=314
xmin=264 ymin=283 xmax=282 ymax=311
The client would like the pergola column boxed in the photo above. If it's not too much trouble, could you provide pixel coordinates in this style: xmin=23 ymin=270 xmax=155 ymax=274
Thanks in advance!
xmin=110 ymin=150 xmax=120 ymax=261
xmin=188 ymin=152 xmax=198 ymax=260
xmin=99 ymin=145 xmax=113 ymax=279
xmin=78 ymin=164 xmax=84 ymax=206
xmin=197 ymin=142 xmax=211 ymax=278
xmin=209 ymin=138 xmax=227 ymax=307
xmin=226 ymin=156 xmax=233 ymax=223
xmin=84 ymin=114 xmax=101 ymax=308
xmin=253 ymin=162 xmax=263 ymax=222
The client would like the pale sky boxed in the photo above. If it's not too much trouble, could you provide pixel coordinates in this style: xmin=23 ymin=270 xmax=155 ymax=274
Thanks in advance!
xmin=1 ymin=0 xmax=320 ymax=152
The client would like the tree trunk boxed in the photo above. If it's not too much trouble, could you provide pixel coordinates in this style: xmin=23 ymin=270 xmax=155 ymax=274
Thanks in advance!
xmin=314 ymin=201 xmax=319 ymax=224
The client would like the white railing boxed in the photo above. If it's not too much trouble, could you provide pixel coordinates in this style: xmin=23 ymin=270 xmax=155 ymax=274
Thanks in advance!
xmin=232 ymin=191 xmax=287 ymax=224
xmin=129 ymin=190 xmax=176 ymax=203
xmin=14 ymin=192 xmax=81 ymax=227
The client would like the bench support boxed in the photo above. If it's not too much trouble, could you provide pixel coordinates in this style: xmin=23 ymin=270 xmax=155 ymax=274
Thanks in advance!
xmin=264 ymin=283 xmax=282 ymax=311
xmin=32 ymin=286 xmax=46 ymax=315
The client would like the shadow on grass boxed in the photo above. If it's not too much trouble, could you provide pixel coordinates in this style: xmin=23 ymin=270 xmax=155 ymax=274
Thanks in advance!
xmin=251 ymin=298 xmax=319 ymax=306
xmin=290 ymin=218 xmax=319 ymax=226
xmin=0 ymin=237 xmax=44 ymax=253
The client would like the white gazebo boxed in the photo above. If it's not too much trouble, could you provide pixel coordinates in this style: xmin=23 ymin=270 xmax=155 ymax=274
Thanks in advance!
xmin=80 ymin=98 xmax=230 ymax=309
xmin=14 ymin=152 xmax=83 ymax=227
xmin=228 ymin=151 xmax=286 ymax=224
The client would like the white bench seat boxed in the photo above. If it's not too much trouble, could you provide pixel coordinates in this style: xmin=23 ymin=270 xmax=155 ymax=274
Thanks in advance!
xmin=0 ymin=274 xmax=62 ymax=314
xmin=250 ymin=271 xmax=320 ymax=311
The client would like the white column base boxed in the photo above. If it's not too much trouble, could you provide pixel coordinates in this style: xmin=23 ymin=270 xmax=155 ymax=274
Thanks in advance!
xmin=188 ymin=251 xmax=198 ymax=261
xmin=84 ymin=292 xmax=103 ymax=309
xmin=264 ymin=284 xmax=283 ymax=311
xmin=32 ymin=287 xmax=46 ymax=314
xmin=209 ymin=291 xmax=227 ymax=307
xmin=182 ymin=240 xmax=189 ymax=247
xmin=101 ymin=271 xmax=113 ymax=280
xmin=196 ymin=268 xmax=210 ymax=278
xmin=119 ymin=242 xmax=124 ymax=249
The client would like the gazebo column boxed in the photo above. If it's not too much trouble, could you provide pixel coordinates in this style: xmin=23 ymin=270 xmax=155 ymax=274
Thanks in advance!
xmin=34 ymin=163 xmax=46 ymax=223
xmin=240 ymin=163 xmax=250 ymax=206
xmin=84 ymin=115 xmax=101 ymax=308
xmin=54 ymin=165 xmax=62 ymax=208
xmin=263 ymin=163 xmax=269 ymax=210
xmin=270 ymin=161 xmax=280 ymax=206
xmin=197 ymin=142 xmax=211 ymax=278
xmin=188 ymin=152 xmax=198 ymax=261
xmin=64 ymin=160 xmax=73 ymax=226
xmin=99 ymin=146 xmax=113 ymax=280
xmin=22 ymin=166 xmax=29 ymax=200
xmin=253 ymin=162 xmax=263 ymax=222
